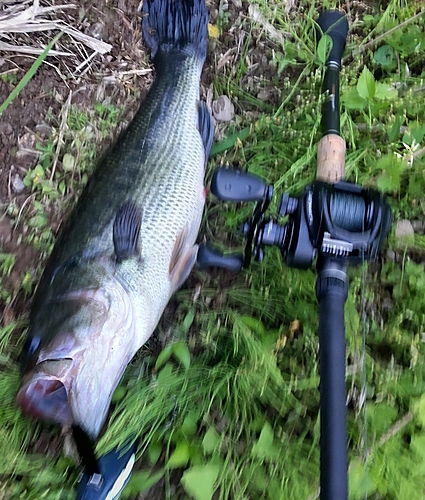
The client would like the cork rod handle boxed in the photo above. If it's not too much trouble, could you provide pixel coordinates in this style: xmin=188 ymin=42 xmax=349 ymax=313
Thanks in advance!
xmin=317 ymin=134 xmax=346 ymax=183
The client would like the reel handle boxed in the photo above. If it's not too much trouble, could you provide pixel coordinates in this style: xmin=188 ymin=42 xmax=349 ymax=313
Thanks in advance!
xmin=197 ymin=168 xmax=273 ymax=270
xmin=210 ymin=168 xmax=269 ymax=202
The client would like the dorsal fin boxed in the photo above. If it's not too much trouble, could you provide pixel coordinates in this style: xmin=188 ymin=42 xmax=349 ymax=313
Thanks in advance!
xmin=113 ymin=202 xmax=142 ymax=263
xmin=198 ymin=101 xmax=213 ymax=166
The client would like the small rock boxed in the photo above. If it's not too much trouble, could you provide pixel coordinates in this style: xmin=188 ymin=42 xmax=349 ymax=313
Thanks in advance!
xmin=87 ymin=22 xmax=104 ymax=40
xmin=386 ymin=249 xmax=396 ymax=261
xmin=382 ymin=297 xmax=393 ymax=311
xmin=0 ymin=122 xmax=13 ymax=135
xmin=212 ymin=95 xmax=234 ymax=122
xmin=231 ymin=0 xmax=242 ymax=7
xmin=411 ymin=220 xmax=424 ymax=233
xmin=12 ymin=174 xmax=25 ymax=194
xmin=257 ymin=88 xmax=274 ymax=102
xmin=395 ymin=219 xmax=414 ymax=239
xmin=35 ymin=121 xmax=52 ymax=137
xmin=0 ymin=218 xmax=13 ymax=245
xmin=18 ymin=132 xmax=36 ymax=150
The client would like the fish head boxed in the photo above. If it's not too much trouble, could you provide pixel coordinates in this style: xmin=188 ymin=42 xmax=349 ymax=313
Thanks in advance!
xmin=16 ymin=281 xmax=137 ymax=439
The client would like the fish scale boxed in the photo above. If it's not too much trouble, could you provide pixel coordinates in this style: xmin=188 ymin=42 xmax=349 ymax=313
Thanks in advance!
xmin=17 ymin=0 xmax=212 ymax=441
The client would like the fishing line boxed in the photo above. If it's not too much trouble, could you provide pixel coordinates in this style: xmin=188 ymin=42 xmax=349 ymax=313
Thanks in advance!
xmin=329 ymin=192 xmax=367 ymax=233
xmin=361 ymin=222 xmax=368 ymax=500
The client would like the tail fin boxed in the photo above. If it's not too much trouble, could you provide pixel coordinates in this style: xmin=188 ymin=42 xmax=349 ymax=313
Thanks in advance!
xmin=142 ymin=0 xmax=208 ymax=63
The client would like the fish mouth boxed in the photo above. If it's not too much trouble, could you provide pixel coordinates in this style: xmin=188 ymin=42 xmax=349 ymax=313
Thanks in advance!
xmin=16 ymin=360 xmax=73 ymax=426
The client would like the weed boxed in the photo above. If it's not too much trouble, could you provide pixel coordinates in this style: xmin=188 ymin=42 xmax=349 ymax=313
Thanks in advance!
xmin=0 ymin=253 xmax=16 ymax=276
xmin=1 ymin=72 xmax=18 ymax=85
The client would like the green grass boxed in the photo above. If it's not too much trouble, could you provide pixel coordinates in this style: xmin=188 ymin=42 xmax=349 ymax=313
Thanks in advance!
xmin=2 ymin=0 xmax=425 ymax=499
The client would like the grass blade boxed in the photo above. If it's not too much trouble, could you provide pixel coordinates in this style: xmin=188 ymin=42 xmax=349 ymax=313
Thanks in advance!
xmin=210 ymin=127 xmax=251 ymax=156
xmin=0 ymin=32 xmax=62 ymax=117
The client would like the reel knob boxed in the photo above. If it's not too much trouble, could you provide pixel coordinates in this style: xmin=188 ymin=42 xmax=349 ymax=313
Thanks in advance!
xmin=197 ymin=243 xmax=244 ymax=272
xmin=279 ymin=194 xmax=299 ymax=216
xmin=210 ymin=168 xmax=270 ymax=202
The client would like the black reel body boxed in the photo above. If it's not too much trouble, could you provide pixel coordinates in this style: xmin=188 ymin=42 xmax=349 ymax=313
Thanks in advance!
xmin=199 ymin=168 xmax=392 ymax=271
xmin=282 ymin=180 xmax=392 ymax=268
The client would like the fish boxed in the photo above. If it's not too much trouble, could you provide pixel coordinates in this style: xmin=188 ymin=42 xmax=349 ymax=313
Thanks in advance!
xmin=16 ymin=0 xmax=212 ymax=441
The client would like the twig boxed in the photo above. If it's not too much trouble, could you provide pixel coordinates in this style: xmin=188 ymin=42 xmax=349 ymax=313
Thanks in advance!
xmin=0 ymin=2 xmax=112 ymax=55
xmin=50 ymin=90 xmax=72 ymax=181
xmin=413 ymin=145 xmax=425 ymax=161
xmin=16 ymin=193 xmax=37 ymax=228
xmin=345 ymin=10 xmax=425 ymax=59
xmin=59 ymin=23 xmax=112 ymax=54
xmin=309 ymin=411 xmax=415 ymax=500
xmin=74 ymin=50 xmax=98 ymax=74
xmin=0 ymin=40 xmax=71 ymax=56
xmin=375 ymin=411 xmax=414 ymax=450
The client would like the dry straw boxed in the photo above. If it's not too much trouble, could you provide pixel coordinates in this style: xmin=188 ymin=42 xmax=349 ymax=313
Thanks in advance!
xmin=0 ymin=0 xmax=112 ymax=56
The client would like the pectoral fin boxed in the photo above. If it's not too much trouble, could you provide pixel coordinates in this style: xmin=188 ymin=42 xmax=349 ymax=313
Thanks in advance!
xmin=113 ymin=202 xmax=142 ymax=263
xmin=169 ymin=227 xmax=198 ymax=292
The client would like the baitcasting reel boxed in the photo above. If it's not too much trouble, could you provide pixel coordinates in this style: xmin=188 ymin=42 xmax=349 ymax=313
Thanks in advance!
xmin=198 ymin=167 xmax=392 ymax=271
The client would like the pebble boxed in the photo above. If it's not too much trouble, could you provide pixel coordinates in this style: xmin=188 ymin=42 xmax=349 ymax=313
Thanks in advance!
xmin=87 ymin=22 xmax=104 ymax=40
xmin=395 ymin=219 xmax=414 ymax=239
xmin=212 ymin=95 xmax=234 ymax=122
xmin=12 ymin=174 xmax=25 ymax=194
xmin=18 ymin=132 xmax=36 ymax=150
xmin=411 ymin=220 xmax=424 ymax=232
xmin=0 ymin=122 xmax=13 ymax=135
xmin=257 ymin=88 xmax=273 ymax=102
xmin=35 ymin=121 xmax=52 ymax=137
xmin=386 ymin=249 xmax=396 ymax=261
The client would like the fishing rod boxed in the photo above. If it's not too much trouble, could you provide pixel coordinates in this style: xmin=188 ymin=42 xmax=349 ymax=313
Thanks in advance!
xmin=198 ymin=10 xmax=392 ymax=499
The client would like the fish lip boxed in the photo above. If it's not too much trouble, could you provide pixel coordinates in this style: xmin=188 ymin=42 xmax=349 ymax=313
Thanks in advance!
xmin=16 ymin=371 xmax=73 ymax=426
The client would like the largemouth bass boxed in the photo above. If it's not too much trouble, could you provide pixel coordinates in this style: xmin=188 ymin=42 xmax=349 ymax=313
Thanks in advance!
xmin=17 ymin=0 xmax=212 ymax=441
